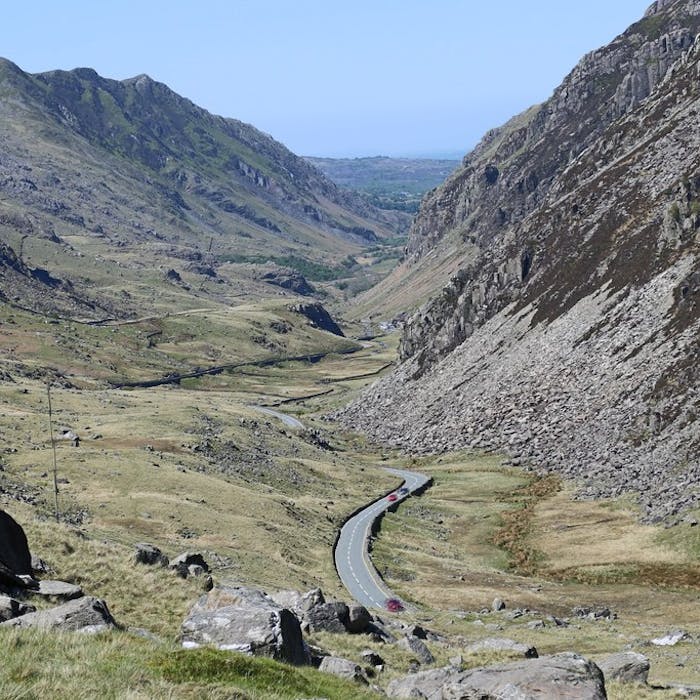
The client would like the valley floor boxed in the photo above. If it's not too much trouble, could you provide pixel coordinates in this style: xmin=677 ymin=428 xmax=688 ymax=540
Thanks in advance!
xmin=0 ymin=313 xmax=699 ymax=697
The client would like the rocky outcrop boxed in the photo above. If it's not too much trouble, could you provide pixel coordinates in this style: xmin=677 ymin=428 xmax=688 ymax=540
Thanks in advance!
xmin=32 ymin=579 xmax=83 ymax=602
xmin=169 ymin=551 xmax=209 ymax=578
xmin=387 ymin=653 xmax=606 ymax=699
xmin=598 ymin=651 xmax=650 ymax=684
xmin=398 ymin=634 xmax=435 ymax=665
xmin=0 ymin=596 xmax=116 ymax=633
xmin=261 ymin=266 xmax=316 ymax=296
xmin=304 ymin=601 xmax=349 ymax=634
xmin=290 ymin=302 xmax=344 ymax=337
xmin=465 ymin=637 xmax=538 ymax=659
xmin=181 ymin=585 xmax=310 ymax=665
xmin=270 ymin=588 xmax=371 ymax=635
xmin=318 ymin=655 xmax=368 ymax=683
xmin=339 ymin=3 xmax=700 ymax=521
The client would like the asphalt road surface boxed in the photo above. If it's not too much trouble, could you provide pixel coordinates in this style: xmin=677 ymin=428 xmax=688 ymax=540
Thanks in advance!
xmin=251 ymin=405 xmax=305 ymax=430
xmin=335 ymin=467 xmax=430 ymax=610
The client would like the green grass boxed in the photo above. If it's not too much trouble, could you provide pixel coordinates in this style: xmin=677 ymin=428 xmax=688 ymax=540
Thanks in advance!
xmin=0 ymin=630 xmax=376 ymax=700
xmin=152 ymin=647 xmax=375 ymax=699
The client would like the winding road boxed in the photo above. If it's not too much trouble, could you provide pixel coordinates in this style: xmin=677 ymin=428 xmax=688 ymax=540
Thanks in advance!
xmin=335 ymin=467 xmax=431 ymax=610
xmin=249 ymin=405 xmax=431 ymax=609
xmin=251 ymin=405 xmax=305 ymax=430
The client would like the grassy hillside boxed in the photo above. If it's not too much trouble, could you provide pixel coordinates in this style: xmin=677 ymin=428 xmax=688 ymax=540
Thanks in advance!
xmin=0 ymin=58 xmax=410 ymax=321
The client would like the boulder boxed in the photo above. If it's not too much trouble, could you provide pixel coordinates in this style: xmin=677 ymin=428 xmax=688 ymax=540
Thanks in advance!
xmin=388 ymin=654 xmax=606 ymax=699
xmin=346 ymin=604 xmax=371 ymax=633
xmin=398 ymin=634 xmax=435 ymax=665
xmin=170 ymin=551 xmax=209 ymax=572
xmin=134 ymin=543 xmax=169 ymax=567
xmin=181 ymin=585 xmax=310 ymax=665
xmin=0 ymin=510 xmax=32 ymax=577
xmin=465 ymin=637 xmax=539 ymax=659
xmin=597 ymin=651 xmax=650 ymax=684
xmin=651 ymin=630 xmax=690 ymax=646
xmin=443 ymin=653 xmax=606 ymax=700
xmin=318 ymin=655 xmax=367 ymax=683
xmin=32 ymin=580 xmax=83 ymax=602
xmin=169 ymin=552 xmax=209 ymax=578
xmin=386 ymin=666 xmax=458 ymax=698
xmin=271 ymin=587 xmax=325 ymax=615
xmin=261 ymin=267 xmax=316 ymax=297
xmin=367 ymin=619 xmax=397 ymax=643
xmin=304 ymin=601 xmax=349 ymax=634
xmin=492 ymin=597 xmax=506 ymax=611
xmin=361 ymin=649 xmax=385 ymax=667
xmin=0 ymin=595 xmax=35 ymax=622
xmin=0 ymin=596 xmax=116 ymax=633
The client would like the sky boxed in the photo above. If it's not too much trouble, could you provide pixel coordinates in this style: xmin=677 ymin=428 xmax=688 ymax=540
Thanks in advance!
xmin=1 ymin=1 xmax=650 ymax=158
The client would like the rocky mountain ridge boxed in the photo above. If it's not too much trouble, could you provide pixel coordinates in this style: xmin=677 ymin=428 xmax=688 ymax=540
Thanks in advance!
xmin=339 ymin=0 xmax=700 ymax=521
xmin=0 ymin=58 xmax=405 ymax=318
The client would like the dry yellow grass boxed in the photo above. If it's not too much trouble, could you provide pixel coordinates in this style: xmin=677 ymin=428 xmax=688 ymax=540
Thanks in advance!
xmin=534 ymin=490 xmax=686 ymax=571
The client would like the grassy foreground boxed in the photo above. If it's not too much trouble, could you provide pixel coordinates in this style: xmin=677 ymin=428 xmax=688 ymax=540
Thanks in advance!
xmin=0 ymin=629 xmax=377 ymax=700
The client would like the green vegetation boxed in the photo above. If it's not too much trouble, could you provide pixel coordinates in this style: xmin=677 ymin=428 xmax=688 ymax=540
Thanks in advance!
xmin=0 ymin=630 xmax=375 ymax=699
xmin=219 ymin=252 xmax=359 ymax=281
xmin=151 ymin=648 xmax=375 ymax=699
xmin=631 ymin=13 xmax=668 ymax=40
xmin=306 ymin=156 xmax=459 ymax=212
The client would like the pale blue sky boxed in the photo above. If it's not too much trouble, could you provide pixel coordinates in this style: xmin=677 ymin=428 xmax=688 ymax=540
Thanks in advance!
xmin=2 ymin=1 xmax=649 ymax=157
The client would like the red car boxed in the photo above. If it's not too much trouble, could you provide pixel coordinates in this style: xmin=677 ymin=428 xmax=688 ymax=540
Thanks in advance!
xmin=385 ymin=598 xmax=404 ymax=612
xmin=387 ymin=493 xmax=398 ymax=502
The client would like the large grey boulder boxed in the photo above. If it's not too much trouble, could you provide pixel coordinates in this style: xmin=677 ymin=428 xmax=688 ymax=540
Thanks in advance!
xmin=387 ymin=654 xmax=606 ymax=699
xmin=465 ymin=637 xmax=539 ymax=659
xmin=181 ymin=585 xmax=310 ymax=665
xmin=0 ymin=595 xmax=34 ymax=623
xmin=0 ymin=596 xmax=116 ymax=633
xmin=597 ymin=651 xmax=650 ymax=684
xmin=318 ymin=655 xmax=367 ymax=684
xmin=443 ymin=653 xmax=606 ymax=700
xmin=304 ymin=601 xmax=349 ymax=634
xmin=346 ymin=604 xmax=372 ymax=633
xmin=32 ymin=579 xmax=83 ymax=602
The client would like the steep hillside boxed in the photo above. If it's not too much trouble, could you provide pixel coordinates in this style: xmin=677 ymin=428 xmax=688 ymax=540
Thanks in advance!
xmin=339 ymin=0 xmax=700 ymax=521
xmin=352 ymin=0 xmax=700 ymax=320
xmin=0 ymin=59 xmax=404 ymax=319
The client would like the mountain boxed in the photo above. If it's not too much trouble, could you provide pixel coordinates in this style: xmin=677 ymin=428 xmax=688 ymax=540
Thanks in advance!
xmin=0 ymin=59 xmax=407 ymax=318
xmin=304 ymin=156 xmax=460 ymax=213
xmin=339 ymin=0 xmax=700 ymax=522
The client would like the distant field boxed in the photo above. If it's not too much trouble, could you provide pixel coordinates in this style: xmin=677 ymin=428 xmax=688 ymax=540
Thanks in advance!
xmin=305 ymin=156 xmax=460 ymax=212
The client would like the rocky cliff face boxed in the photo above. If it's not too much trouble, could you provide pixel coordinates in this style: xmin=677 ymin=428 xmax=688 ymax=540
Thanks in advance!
xmin=339 ymin=0 xmax=700 ymax=521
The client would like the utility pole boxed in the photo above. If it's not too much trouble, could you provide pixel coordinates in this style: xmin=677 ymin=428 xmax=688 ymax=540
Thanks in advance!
xmin=46 ymin=384 xmax=59 ymax=523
